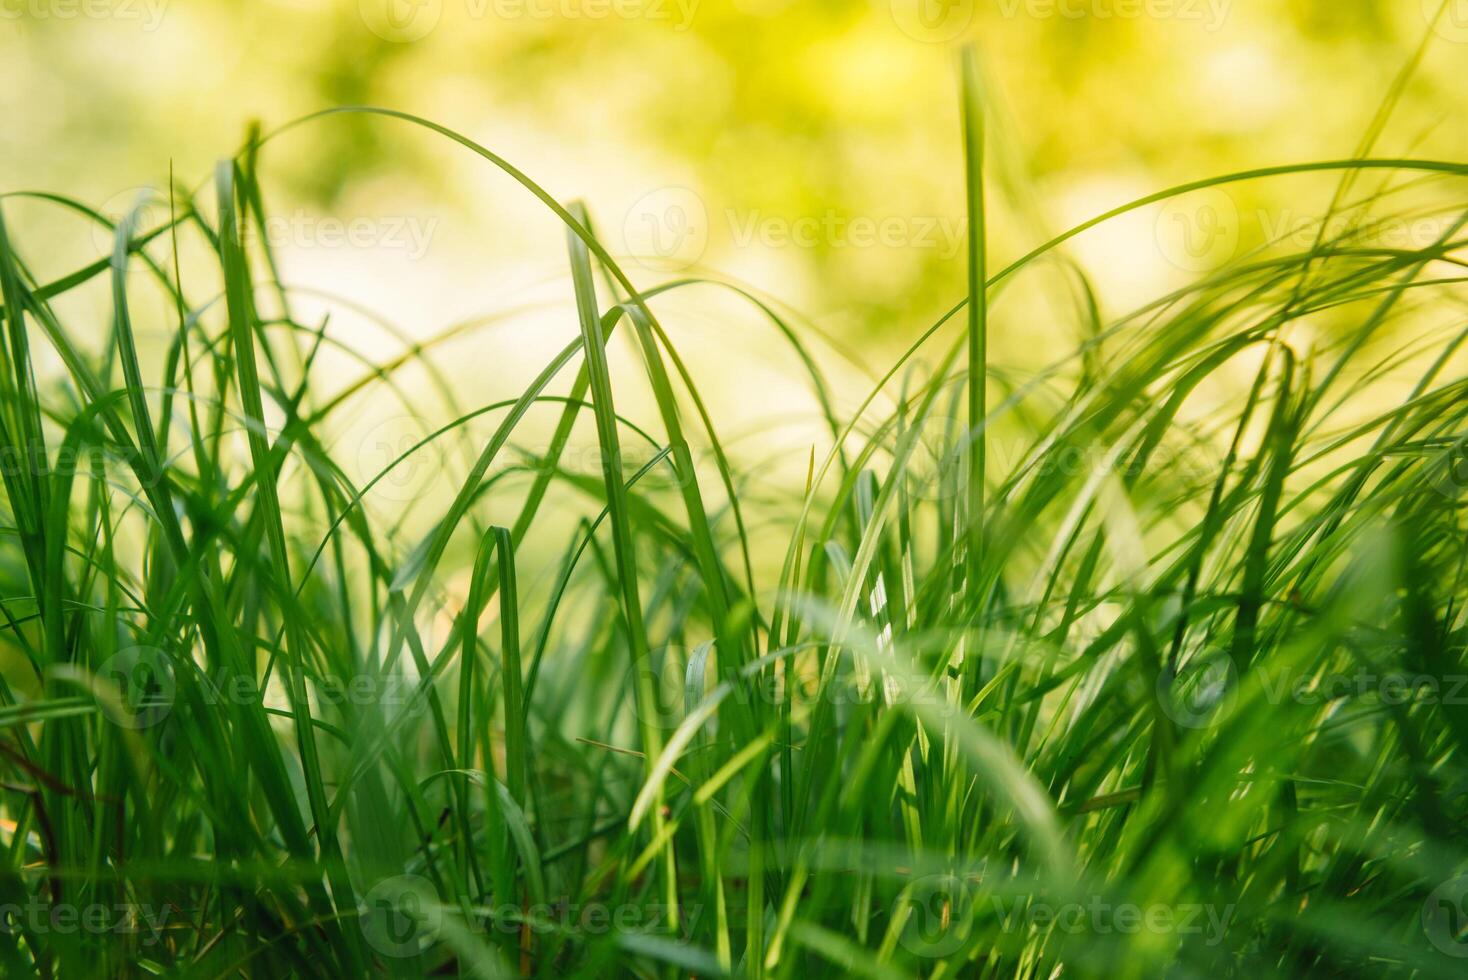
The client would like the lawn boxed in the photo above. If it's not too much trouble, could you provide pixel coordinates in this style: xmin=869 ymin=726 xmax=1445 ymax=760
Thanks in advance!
xmin=0 ymin=38 xmax=1466 ymax=980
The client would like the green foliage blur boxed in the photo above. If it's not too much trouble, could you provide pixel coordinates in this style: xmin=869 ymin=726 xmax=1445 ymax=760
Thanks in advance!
xmin=4 ymin=0 xmax=1465 ymax=340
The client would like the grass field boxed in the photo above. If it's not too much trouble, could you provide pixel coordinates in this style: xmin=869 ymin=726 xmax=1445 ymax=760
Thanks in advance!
xmin=1 ymin=39 xmax=1467 ymax=979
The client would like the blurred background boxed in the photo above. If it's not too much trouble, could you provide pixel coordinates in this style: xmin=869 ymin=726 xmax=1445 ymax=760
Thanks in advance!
xmin=4 ymin=0 xmax=1465 ymax=323
xmin=1 ymin=0 xmax=1466 ymax=551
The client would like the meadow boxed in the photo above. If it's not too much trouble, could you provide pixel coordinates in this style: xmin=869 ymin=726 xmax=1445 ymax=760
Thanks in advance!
xmin=1 ymin=27 xmax=1467 ymax=980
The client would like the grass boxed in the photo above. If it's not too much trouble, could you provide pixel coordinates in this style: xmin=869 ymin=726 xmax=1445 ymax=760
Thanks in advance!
xmin=0 ymin=41 xmax=1467 ymax=979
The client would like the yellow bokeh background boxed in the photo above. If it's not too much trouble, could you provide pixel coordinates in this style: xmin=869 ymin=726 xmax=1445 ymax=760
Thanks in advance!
xmin=3 ymin=1 xmax=1465 ymax=507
